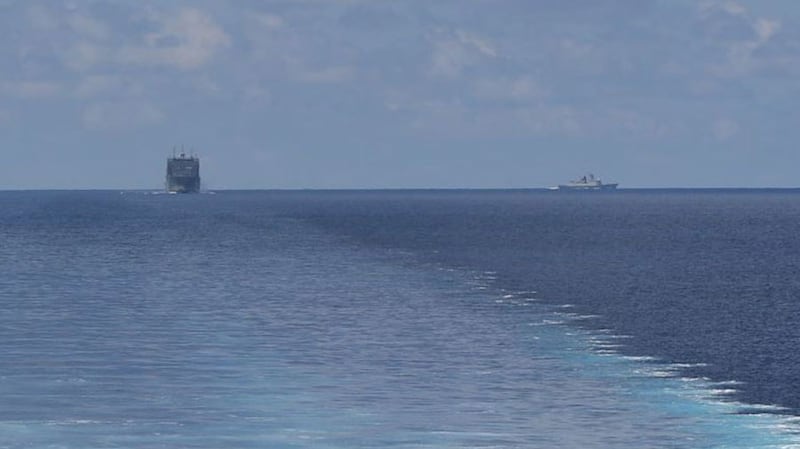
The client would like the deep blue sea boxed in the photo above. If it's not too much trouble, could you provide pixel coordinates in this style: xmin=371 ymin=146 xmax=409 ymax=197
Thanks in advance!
xmin=3 ymin=189 xmax=800 ymax=448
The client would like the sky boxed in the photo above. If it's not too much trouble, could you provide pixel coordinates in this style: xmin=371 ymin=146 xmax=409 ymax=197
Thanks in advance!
xmin=1 ymin=0 xmax=800 ymax=189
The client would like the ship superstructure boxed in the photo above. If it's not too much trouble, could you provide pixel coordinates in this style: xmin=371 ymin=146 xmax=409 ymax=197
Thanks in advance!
xmin=166 ymin=149 xmax=200 ymax=193
xmin=554 ymin=174 xmax=618 ymax=191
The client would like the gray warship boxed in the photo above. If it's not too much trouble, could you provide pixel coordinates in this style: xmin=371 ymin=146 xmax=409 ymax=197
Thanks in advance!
xmin=166 ymin=149 xmax=200 ymax=193
xmin=552 ymin=174 xmax=618 ymax=191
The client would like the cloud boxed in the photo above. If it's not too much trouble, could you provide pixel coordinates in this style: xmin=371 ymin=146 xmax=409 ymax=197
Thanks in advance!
xmin=754 ymin=17 xmax=780 ymax=42
xmin=82 ymin=101 xmax=164 ymax=130
xmin=727 ymin=17 xmax=780 ymax=71
xmin=394 ymin=92 xmax=670 ymax=140
xmin=429 ymin=30 xmax=497 ymax=78
xmin=298 ymin=65 xmax=355 ymax=83
xmin=242 ymin=85 xmax=270 ymax=102
xmin=63 ymin=42 xmax=105 ymax=71
xmin=712 ymin=118 xmax=740 ymax=141
xmin=242 ymin=8 xmax=362 ymax=85
xmin=17 ymin=5 xmax=229 ymax=72
xmin=456 ymin=30 xmax=496 ymax=58
xmin=472 ymin=77 xmax=549 ymax=102
xmin=66 ymin=14 xmax=109 ymax=41
xmin=73 ymin=75 xmax=139 ymax=98
xmin=26 ymin=4 xmax=58 ymax=31
xmin=117 ymin=8 xmax=231 ymax=70
xmin=253 ymin=13 xmax=284 ymax=30
xmin=701 ymin=1 xmax=748 ymax=17
xmin=1 ymin=81 xmax=61 ymax=98
xmin=698 ymin=1 xmax=782 ymax=75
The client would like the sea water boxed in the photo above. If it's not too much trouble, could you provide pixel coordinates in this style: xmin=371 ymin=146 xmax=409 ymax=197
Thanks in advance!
xmin=1 ymin=190 xmax=800 ymax=448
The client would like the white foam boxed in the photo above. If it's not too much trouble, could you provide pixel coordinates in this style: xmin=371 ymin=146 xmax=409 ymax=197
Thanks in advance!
xmin=593 ymin=349 xmax=619 ymax=356
xmin=571 ymin=314 xmax=602 ymax=320
xmin=532 ymin=319 xmax=566 ymax=326
xmin=605 ymin=334 xmax=633 ymax=339
xmin=622 ymin=355 xmax=659 ymax=362
xmin=670 ymin=362 xmax=709 ymax=369
xmin=706 ymin=388 xmax=739 ymax=396
xmin=738 ymin=403 xmax=790 ymax=413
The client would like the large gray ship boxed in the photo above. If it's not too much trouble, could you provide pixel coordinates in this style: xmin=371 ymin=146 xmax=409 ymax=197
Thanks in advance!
xmin=166 ymin=150 xmax=200 ymax=193
xmin=552 ymin=174 xmax=618 ymax=191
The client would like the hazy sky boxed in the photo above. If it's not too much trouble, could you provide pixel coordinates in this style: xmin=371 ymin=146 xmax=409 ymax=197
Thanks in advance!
xmin=2 ymin=0 xmax=800 ymax=189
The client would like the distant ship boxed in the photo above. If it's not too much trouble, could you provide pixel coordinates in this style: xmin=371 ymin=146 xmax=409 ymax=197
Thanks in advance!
xmin=166 ymin=149 xmax=200 ymax=193
xmin=552 ymin=174 xmax=618 ymax=191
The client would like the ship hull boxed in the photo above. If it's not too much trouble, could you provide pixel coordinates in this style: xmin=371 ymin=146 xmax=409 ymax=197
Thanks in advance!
xmin=166 ymin=154 xmax=200 ymax=193
xmin=556 ymin=183 xmax=618 ymax=191
xmin=166 ymin=177 xmax=200 ymax=193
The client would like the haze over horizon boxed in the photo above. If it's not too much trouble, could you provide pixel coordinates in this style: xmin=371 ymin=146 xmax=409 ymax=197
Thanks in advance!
xmin=1 ymin=0 xmax=799 ymax=189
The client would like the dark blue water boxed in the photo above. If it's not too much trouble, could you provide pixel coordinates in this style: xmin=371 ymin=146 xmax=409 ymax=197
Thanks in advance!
xmin=2 ymin=190 xmax=800 ymax=448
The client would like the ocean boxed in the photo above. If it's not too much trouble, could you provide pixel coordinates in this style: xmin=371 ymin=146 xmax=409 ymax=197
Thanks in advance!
xmin=2 ymin=189 xmax=800 ymax=448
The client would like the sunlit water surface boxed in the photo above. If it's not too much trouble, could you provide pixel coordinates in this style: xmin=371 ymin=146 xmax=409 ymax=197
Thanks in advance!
xmin=1 ymin=190 xmax=799 ymax=448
